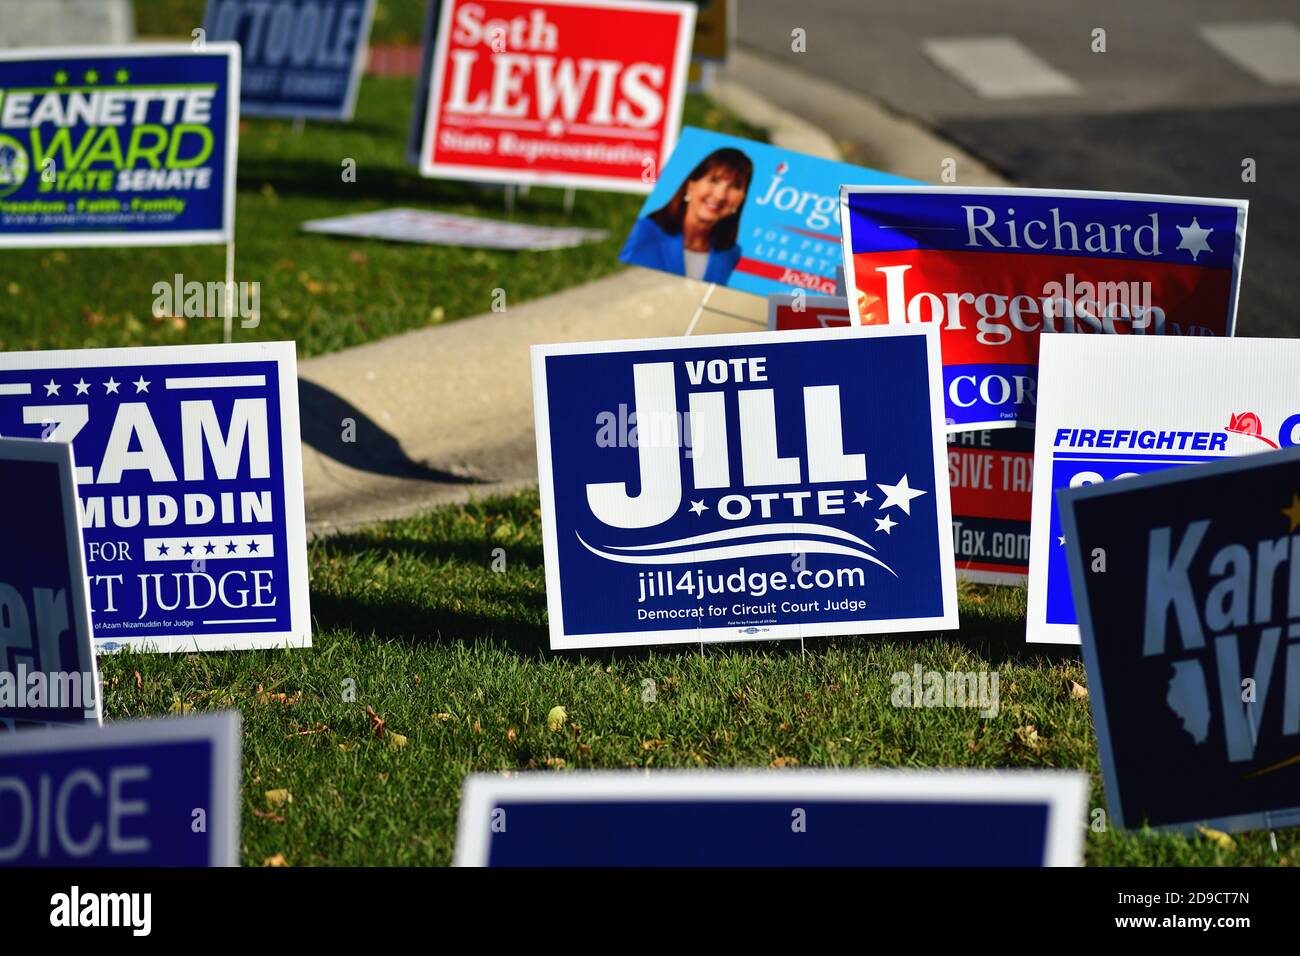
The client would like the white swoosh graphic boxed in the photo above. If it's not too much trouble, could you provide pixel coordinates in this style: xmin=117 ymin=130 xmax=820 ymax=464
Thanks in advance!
xmin=597 ymin=522 xmax=876 ymax=554
xmin=575 ymin=533 xmax=897 ymax=577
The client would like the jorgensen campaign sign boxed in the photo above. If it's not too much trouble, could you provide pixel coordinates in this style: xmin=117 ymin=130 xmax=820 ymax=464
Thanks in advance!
xmin=0 ymin=44 xmax=240 ymax=248
xmin=531 ymin=325 xmax=957 ymax=649
xmin=623 ymin=128 xmax=914 ymax=297
xmin=0 ymin=439 xmax=100 ymax=729
xmin=1028 ymin=335 xmax=1300 ymax=645
xmin=1062 ymin=447 xmax=1300 ymax=833
xmin=0 ymin=343 xmax=309 ymax=653
xmin=203 ymin=0 xmax=376 ymax=120
xmin=840 ymin=187 xmax=1247 ymax=431
xmin=418 ymin=0 xmax=696 ymax=192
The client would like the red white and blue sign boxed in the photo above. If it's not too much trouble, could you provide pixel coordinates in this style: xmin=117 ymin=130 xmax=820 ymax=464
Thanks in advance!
xmin=949 ymin=427 xmax=1034 ymax=585
xmin=531 ymin=325 xmax=958 ymax=649
xmin=622 ymin=129 xmax=915 ymax=296
xmin=0 ymin=712 xmax=240 ymax=866
xmin=455 ymin=770 xmax=1087 ymax=866
xmin=0 ymin=438 xmax=100 ymax=729
xmin=839 ymin=186 xmax=1247 ymax=432
xmin=0 ymin=343 xmax=310 ymax=653
xmin=0 ymin=44 xmax=241 ymax=248
xmin=1061 ymin=447 xmax=1300 ymax=833
xmin=203 ymin=0 xmax=376 ymax=121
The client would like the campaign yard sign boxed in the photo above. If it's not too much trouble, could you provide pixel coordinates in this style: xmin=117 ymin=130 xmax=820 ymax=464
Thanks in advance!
xmin=0 ymin=44 xmax=240 ymax=248
xmin=622 ymin=128 xmax=914 ymax=297
xmin=1026 ymin=335 xmax=1300 ymax=645
xmin=1061 ymin=448 xmax=1300 ymax=833
xmin=0 ymin=712 xmax=240 ymax=865
xmin=768 ymin=293 xmax=851 ymax=332
xmin=839 ymin=186 xmax=1248 ymax=432
xmin=417 ymin=0 xmax=696 ymax=192
xmin=531 ymin=325 xmax=958 ymax=650
xmin=0 ymin=438 xmax=100 ymax=728
xmin=302 ymin=206 xmax=607 ymax=249
xmin=950 ymin=428 xmax=1034 ymax=585
xmin=454 ymin=769 xmax=1088 ymax=866
xmin=203 ymin=0 xmax=376 ymax=120
xmin=0 ymin=343 xmax=309 ymax=653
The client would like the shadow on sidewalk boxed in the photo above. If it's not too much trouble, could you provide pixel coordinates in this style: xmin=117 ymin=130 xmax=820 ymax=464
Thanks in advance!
xmin=298 ymin=377 xmax=480 ymax=485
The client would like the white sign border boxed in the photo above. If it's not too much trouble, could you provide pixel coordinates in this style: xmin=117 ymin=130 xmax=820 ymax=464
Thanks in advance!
xmin=0 ymin=711 xmax=241 ymax=864
xmin=454 ymin=768 xmax=1088 ymax=866
xmin=0 ymin=341 xmax=310 ymax=653
xmin=0 ymin=437 xmax=102 ymax=725
xmin=1060 ymin=444 xmax=1300 ymax=834
xmin=531 ymin=322 xmax=959 ymax=650
xmin=0 ymin=42 xmax=242 ymax=249
xmin=417 ymin=0 xmax=697 ymax=194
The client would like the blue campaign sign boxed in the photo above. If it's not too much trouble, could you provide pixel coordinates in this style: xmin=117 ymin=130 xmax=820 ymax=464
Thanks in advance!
xmin=1061 ymin=447 xmax=1300 ymax=833
xmin=0 ymin=44 xmax=240 ymax=248
xmin=454 ymin=770 xmax=1088 ymax=866
xmin=0 ymin=712 xmax=240 ymax=866
xmin=0 ymin=439 xmax=100 ymax=728
xmin=0 ymin=343 xmax=309 ymax=653
xmin=619 ymin=128 xmax=915 ymax=298
xmin=531 ymin=325 xmax=958 ymax=649
xmin=203 ymin=0 xmax=377 ymax=120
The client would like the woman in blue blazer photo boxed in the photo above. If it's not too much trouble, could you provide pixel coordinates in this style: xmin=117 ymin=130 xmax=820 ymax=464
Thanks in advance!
xmin=619 ymin=147 xmax=753 ymax=285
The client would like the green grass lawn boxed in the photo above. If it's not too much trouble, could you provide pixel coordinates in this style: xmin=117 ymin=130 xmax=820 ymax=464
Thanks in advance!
xmin=97 ymin=489 xmax=1296 ymax=866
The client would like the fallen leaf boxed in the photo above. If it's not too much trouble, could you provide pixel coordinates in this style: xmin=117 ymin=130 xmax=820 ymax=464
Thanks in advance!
xmin=287 ymin=724 xmax=328 ymax=738
xmin=133 ymin=671 xmax=142 ymax=690
xmin=252 ymin=809 xmax=285 ymax=824
xmin=348 ymin=250 xmax=368 ymax=264
xmin=1196 ymin=826 xmax=1236 ymax=851
xmin=262 ymin=853 xmax=289 ymax=867
xmin=338 ymin=742 xmax=357 ymax=752
xmin=387 ymin=732 xmax=408 ymax=749
xmin=642 ymin=738 xmax=666 ymax=750
xmin=507 ymin=727 xmax=518 ymax=743
xmin=576 ymin=743 xmax=592 ymax=759
xmin=547 ymin=705 xmax=567 ymax=731
xmin=544 ymin=756 xmax=566 ymax=769
xmin=168 ymin=695 xmax=192 ymax=716
xmin=366 ymin=705 xmax=386 ymax=738
xmin=770 ymin=756 xmax=799 ymax=768
xmin=1069 ymin=681 xmax=1089 ymax=700
xmin=432 ymin=712 xmax=454 ymax=722
xmin=265 ymin=789 xmax=293 ymax=810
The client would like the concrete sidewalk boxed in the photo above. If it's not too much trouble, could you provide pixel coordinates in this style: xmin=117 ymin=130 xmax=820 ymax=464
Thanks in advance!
xmin=299 ymin=50 xmax=1009 ymax=537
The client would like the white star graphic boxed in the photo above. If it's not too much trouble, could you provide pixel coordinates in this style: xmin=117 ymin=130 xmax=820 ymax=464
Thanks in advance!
xmin=852 ymin=490 xmax=872 ymax=507
xmin=103 ymin=377 xmax=120 ymax=394
xmin=1175 ymin=217 xmax=1212 ymax=261
xmin=73 ymin=378 xmax=89 ymax=396
xmin=43 ymin=379 xmax=60 ymax=396
xmin=688 ymin=500 xmax=708 ymax=516
xmin=875 ymin=514 xmax=897 ymax=534
xmin=133 ymin=376 xmax=150 ymax=393
xmin=1058 ymin=535 xmax=1066 ymax=546
xmin=877 ymin=474 xmax=927 ymax=515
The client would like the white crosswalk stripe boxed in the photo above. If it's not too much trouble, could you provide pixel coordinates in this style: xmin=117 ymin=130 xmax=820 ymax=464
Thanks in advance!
xmin=920 ymin=35 xmax=1081 ymax=99
xmin=1198 ymin=20 xmax=1300 ymax=86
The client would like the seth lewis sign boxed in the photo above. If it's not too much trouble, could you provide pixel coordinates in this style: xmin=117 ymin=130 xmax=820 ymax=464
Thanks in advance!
xmin=531 ymin=325 xmax=957 ymax=649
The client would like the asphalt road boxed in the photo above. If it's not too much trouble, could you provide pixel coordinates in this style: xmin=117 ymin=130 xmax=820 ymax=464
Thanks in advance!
xmin=737 ymin=0 xmax=1300 ymax=336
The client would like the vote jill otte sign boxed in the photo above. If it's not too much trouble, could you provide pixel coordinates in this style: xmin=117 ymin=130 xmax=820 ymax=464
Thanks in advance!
xmin=418 ymin=0 xmax=696 ymax=192
xmin=531 ymin=326 xmax=958 ymax=649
